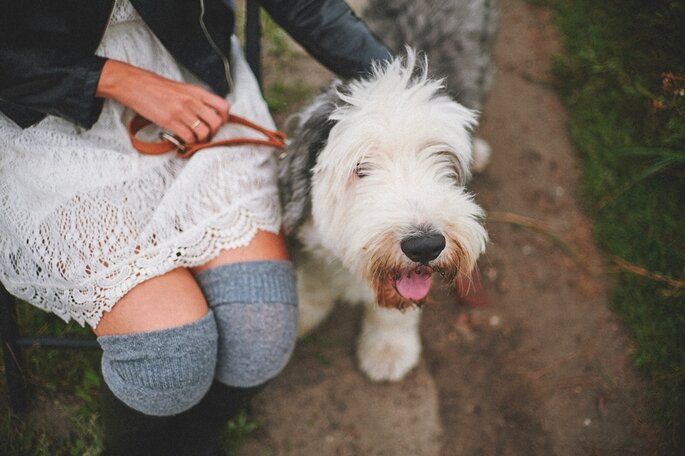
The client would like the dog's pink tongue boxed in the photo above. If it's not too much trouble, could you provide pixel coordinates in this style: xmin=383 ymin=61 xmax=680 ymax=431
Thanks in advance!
xmin=396 ymin=271 xmax=432 ymax=301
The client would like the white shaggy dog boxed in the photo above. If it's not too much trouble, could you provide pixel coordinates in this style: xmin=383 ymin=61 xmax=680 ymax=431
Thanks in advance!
xmin=279 ymin=51 xmax=489 ymax=381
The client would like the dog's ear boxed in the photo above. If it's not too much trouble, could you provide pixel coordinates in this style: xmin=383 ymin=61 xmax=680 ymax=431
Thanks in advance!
xmin=278 ymin=84 xmax=342 ymax=236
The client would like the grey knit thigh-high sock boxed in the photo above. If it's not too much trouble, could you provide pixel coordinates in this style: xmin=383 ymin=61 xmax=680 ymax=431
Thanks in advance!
xmin=97 ymin=311 xmax=218 ymax=416
xmin=194 ymin=260 xmax=298 ymax=387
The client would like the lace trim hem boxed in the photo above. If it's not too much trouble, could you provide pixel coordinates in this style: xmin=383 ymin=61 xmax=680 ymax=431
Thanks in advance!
xmin=3 ymin=205 xmax=281 ymax=328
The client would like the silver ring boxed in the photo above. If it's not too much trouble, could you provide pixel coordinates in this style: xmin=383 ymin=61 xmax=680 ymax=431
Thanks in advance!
xmin=190 ymin=119 xmax=202 ymax=129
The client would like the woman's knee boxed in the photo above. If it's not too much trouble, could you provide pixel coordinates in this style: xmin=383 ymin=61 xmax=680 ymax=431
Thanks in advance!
xmin=98 ymin=311 xmax=219 ymax=416
xmin=194 ymin=260 xmax=298 ymax=387
xmin=95 ymin=268 xmax=218 ymax=416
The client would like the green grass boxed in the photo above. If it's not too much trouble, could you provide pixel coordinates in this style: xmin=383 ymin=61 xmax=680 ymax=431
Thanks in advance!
xmin=264 ymin=80 xmax=317 ymax=116
xmin=257 ymin=9 xmax=319 ymax=119
xmin=235 ymin=3 xmax=319 ymax=120
xmin=0 ymin=306 xmax=103 ymax=455
xmin=531 ymin=0 xmax=685 ymax=450
xmin=223 ymin=410 xmax=261 ymax=456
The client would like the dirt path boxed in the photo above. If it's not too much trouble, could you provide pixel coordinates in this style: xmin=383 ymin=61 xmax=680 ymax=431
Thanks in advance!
xmin=429 ymin=1 xmax=663 ymax=453
xmin=241 ymin=1 xmax=662 ymax=454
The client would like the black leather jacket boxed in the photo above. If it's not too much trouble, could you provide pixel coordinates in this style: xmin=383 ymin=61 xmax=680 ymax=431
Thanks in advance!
xmin=0 ymin=0 xmax=390 ymax=129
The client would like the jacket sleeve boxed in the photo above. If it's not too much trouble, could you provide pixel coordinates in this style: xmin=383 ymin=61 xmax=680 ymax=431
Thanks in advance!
xmin=0 ymin=45 xmax=108 ymax=129
xmin=258 ymin=0 xmax=392 ymax=78
xmin=0 ymin=0 xmax=111 ymax=129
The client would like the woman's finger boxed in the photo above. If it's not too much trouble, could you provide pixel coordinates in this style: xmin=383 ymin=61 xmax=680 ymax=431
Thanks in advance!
xmin=190 ymin=121 xmax=211 ymax=143
xmin=180 ymin=109 xmax=210 ymax=143
xmin=202 ymin=94 xmax=231 ymax=123
xmin=170 ymin=121 xmax=196 ymax=146
xmin=196 ymin=106 xmax=223 ymax=136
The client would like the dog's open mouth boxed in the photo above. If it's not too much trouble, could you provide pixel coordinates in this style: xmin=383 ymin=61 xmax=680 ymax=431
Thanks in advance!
xmin=392 ymin=265 xmax=433 ymax=301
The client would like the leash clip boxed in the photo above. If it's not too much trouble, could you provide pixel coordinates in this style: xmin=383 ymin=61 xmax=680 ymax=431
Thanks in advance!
xmin=159 ymin=132 xmax=187 ymax=152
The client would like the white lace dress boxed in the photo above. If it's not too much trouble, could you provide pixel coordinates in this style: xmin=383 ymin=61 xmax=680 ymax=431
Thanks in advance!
xmin=0 ymin=0 xmax=281 ymax=327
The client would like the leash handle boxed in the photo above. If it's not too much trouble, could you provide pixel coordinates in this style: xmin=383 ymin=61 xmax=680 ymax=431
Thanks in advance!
xmin=128 ymin=114 xmax=287 ymax=159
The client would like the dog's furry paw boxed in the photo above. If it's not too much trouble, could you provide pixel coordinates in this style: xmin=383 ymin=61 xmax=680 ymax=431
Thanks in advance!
xmin=357 ymin=330 xmax=421 ymax=382
xmin=472 ymin=137 xmax=492 ymax=173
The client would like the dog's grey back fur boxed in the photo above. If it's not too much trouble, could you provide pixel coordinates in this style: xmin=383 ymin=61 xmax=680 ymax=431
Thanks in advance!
xmin=363 ymin=0 xmax=498 ymax=110
xmin=278 ymin=86 xmax=342 ymax=236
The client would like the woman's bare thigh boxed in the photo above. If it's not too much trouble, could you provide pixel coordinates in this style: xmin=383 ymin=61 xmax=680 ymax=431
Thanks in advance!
xmin=94 ymin=268 xmax=209 ymax=336
xmin=190 ymin=230 xmax=289 ymax=274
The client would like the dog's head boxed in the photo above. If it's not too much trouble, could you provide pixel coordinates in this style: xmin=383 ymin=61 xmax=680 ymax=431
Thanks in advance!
xmin=280 ymin=50 xmax=488 ymax=310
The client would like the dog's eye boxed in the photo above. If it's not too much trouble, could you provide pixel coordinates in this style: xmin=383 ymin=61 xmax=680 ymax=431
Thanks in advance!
xmin=355 ymin=162 xmax=370 ymax=178
xmin=434 ymin=150 xmax=465 ymax=186
xmin=448 ymin=169 xmax=462 ymax=186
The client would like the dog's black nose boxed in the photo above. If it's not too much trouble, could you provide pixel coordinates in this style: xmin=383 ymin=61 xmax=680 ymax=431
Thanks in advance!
xmin=400 ymin=233 xmax=446 ymax=264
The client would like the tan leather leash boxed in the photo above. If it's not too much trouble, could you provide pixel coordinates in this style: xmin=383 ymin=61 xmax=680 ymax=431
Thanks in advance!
xmin=128 ymin=114 xmax=287 ymax=159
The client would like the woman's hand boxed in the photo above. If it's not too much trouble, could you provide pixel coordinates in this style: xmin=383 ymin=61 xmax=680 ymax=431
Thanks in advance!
xmin=96 ymin=59 xmax=230 ymax=144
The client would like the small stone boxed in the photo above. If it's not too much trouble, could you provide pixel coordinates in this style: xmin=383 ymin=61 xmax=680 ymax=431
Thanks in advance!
xmin=522 ymin=245 xmax=533 ymax=255
xmin=583 ymin=418 xmax=592 ymax=427
xmin=489 ymin=315 xmax=501 ymax=327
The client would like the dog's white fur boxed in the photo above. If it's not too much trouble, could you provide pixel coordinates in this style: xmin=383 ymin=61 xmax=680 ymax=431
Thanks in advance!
xmin=285 ymin=52 xmax=488 ymax=381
